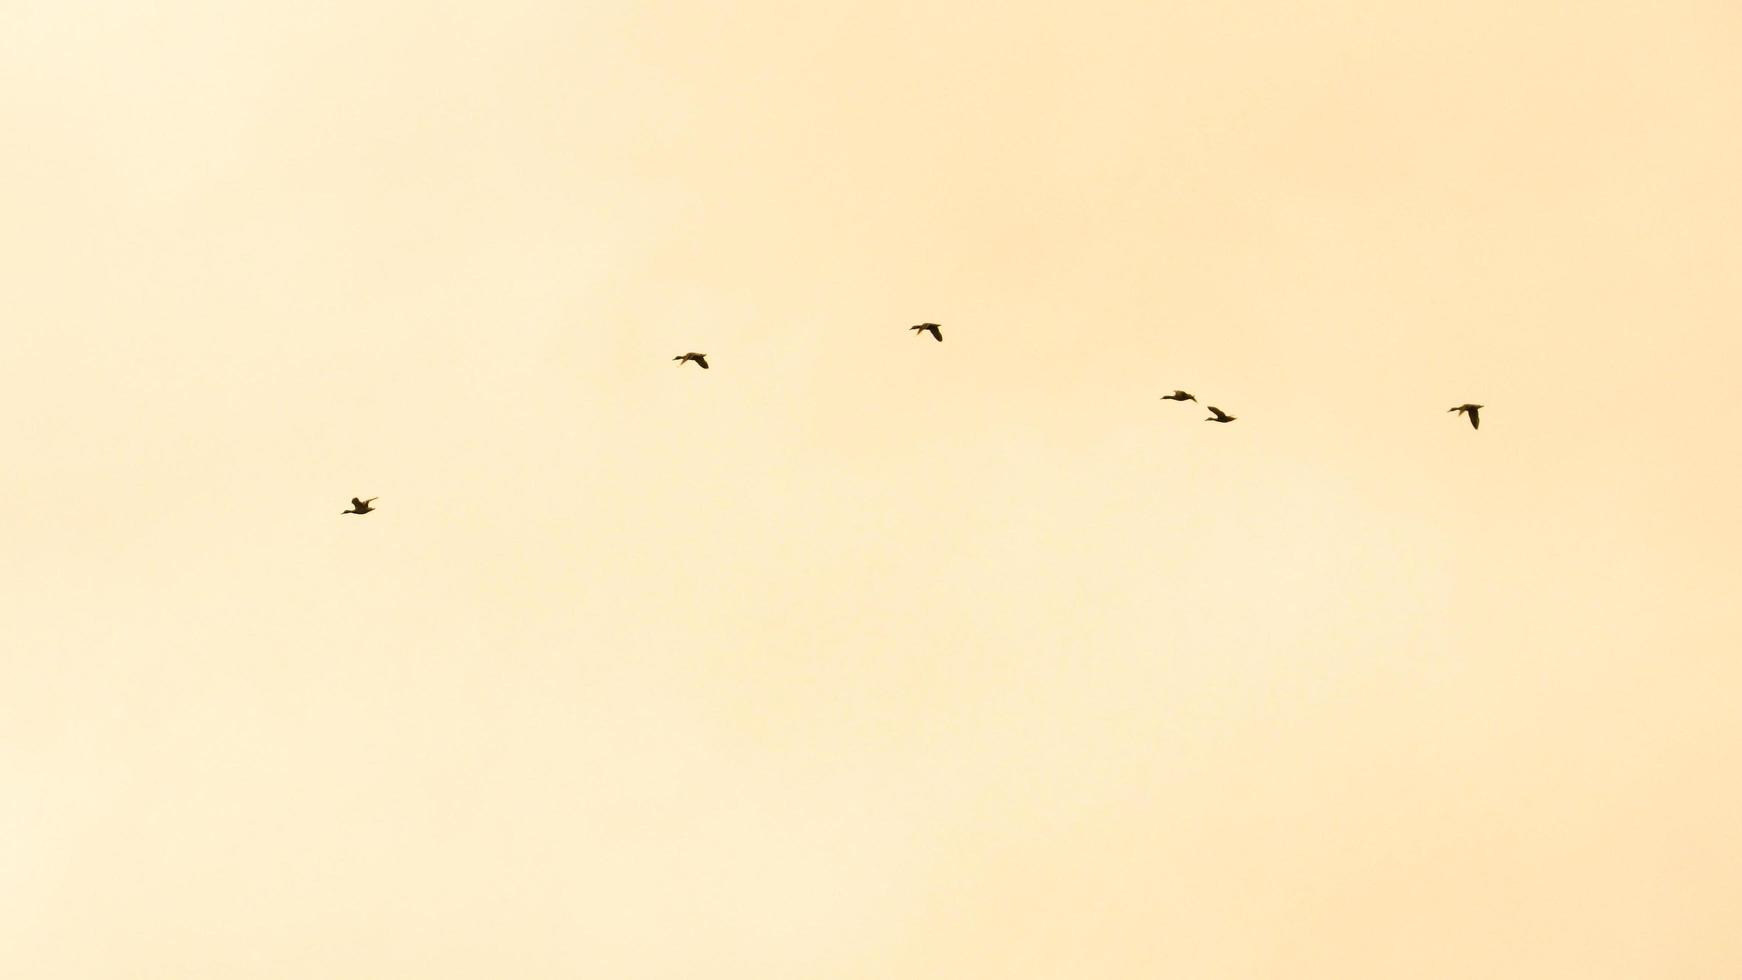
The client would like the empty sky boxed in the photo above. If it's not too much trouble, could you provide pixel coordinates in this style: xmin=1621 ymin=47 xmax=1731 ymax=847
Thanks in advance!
xmin=5 ymin=1 xmax=1741 ymax=976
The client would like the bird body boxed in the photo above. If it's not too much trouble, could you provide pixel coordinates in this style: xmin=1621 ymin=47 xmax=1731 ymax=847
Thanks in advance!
xmin=342 ymin=497 xmax=378 ymax=515
xmin=1161 ymin=390 xmax=1196 ymax=402
xmin=674 ymin=352 xmax=709 ymax=369
xmin=1205 ymin=406 xmax=1236 ymax=423
xmin=1449 ymin=403 xmax=1483 ymax=429
xmin=910 ymin=322 xmax=942 ymax=342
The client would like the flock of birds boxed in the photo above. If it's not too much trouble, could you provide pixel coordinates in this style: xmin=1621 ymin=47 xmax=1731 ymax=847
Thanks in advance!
xmin=341 ymin=322 xmax=1486 ymax=515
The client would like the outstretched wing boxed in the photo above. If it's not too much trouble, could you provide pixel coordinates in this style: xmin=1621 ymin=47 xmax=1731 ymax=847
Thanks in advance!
xmin=927 ymin=325 xmax=942 ymax=341
xmin=1467 ymin=407 xmax=1479 ymax=429
xmin=352 ymin=497 xmax=364 ymax=508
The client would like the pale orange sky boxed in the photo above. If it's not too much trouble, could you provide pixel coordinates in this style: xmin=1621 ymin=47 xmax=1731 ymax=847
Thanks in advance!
xmin=4 ymin=1 xmax=1741 ymax=976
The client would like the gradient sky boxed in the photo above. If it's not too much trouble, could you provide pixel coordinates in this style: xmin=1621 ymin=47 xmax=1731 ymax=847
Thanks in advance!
xmin=5 ymin=1 xmax=1741 ymax=976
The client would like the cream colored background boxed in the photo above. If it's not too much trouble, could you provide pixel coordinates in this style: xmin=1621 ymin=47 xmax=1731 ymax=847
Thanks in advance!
xmin=4 ymin=1 xmax=1740 ymax=976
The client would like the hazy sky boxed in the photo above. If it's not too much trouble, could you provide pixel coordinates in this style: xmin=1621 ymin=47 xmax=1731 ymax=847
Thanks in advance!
xmin=5 ymin=1 xmax=1741 ymax=976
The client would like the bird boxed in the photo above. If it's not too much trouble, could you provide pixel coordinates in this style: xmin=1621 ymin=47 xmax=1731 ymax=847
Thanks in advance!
xmin=1161 ymin=390 xmax=1197 ymax=402
xmin=910 ymin=322 xmax=942 ymax=342
xmin=1448 ymin=403 xmax=1483 ymax=429
xmin=342 ymin=497 xmax=378 ymax=515
xmin=1204 ymin=406 xmax=1236 ymax=423
xmin=673 ymin=352 xmax=709 ymax=369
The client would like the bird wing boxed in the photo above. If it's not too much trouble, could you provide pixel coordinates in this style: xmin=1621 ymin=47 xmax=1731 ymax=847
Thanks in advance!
xmin=364 ymin=497 xmax=378 ymax=504
xmin=1467 ymin=407 xmax=1479 ymax=429
xmin=352 ymin=497 xmax=364 ymax=508
xmin=696 ymin=356 xmax=708 ymax=368
xmin=928 ymin=325 xmax=942 ymax=341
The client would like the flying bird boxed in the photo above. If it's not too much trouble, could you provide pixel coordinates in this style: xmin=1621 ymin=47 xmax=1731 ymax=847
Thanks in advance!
xmin=910 ymin=322 xmax=942 ymax=342
xmin=1161 ymin=390 xmax=1197 ymax=402
xmin=1204 ymin=406 xmax=1236 ymax=423
xmin=673 ymin=352 xmax=709 ymax=369
xmin=1448 ymin=403 xmax=1483 ymax=429
xmin=342 ymin=497 xmax=378 ymax=515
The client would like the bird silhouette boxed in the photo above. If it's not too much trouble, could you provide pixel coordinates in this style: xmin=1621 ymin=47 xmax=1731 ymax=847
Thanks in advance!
xmin=342 ymin=497 xmax=378 ymax=515
xmin=673 ymin=352 xmax=709 ymax=369
xmin=1448 ymin=403 xmax=1482 ymax=429
xmin=1161 ymin=390 xmax=1197 ymax=402
xmin=910 ymin=322 xmax=942 ymax=342
xmin=1204 ymin=406 xmax=1236 ymax=423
